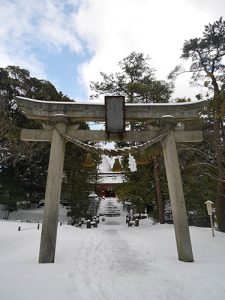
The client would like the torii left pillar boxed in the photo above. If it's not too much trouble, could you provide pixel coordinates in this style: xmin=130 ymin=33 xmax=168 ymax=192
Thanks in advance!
xmin=39 ymin=115 xmax=67 ymax=263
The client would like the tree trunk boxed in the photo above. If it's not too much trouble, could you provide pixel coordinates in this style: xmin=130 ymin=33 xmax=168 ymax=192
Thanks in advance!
xmin=216 ymin=181 xmax=225 ymax=232
xmin=153 ymin=156 xmax=165 ymax=224
xmin=209 ymin=78 xmax=225 ymax=231
xmin=213 ymin=118 xmax=225 ymax=232
xmin=4 ymin=209 xmax=9 ymax=220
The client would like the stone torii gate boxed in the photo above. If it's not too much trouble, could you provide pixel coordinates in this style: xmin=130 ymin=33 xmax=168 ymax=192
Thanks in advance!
xmin=15 ymin=96 xmax=205 ymax=264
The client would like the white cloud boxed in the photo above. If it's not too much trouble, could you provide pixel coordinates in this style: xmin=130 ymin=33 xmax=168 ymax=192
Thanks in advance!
xmin=188 ymin=0 xmax=225 ymax=16
xmin=0 ymin=0 xmax=224 ymax=100
xmin=0 ymin=0 xmax=81 ymax=78
xmin=73 ymin=0 xmax=222 ymax=100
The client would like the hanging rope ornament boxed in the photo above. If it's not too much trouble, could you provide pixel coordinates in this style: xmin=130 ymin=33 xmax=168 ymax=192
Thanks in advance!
xmin=82 ymin=152 xmax=96 ymax=167
xmin=111 ymin=158 xmax=123 ymax=172
xmin=51 ymin=122 xmax=174 ymax=157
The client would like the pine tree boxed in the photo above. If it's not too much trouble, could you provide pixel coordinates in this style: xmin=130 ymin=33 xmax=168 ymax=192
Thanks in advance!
xmin=170 ymin=17 xmax=225 ymax=231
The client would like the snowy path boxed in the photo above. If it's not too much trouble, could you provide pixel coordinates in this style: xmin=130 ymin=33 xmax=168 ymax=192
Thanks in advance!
xmin=0 ymin=198 xmax=225 ymax=300
xmin=64 ymin=218 xmax=189 ymax=300
xmin=68 ymin=225 xmax=152 ymax=300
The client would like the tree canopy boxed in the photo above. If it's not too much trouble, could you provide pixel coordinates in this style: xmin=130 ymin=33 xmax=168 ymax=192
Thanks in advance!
xmin=91 ymin=51 xmax=173 ymax=103
xmin=170 ymin=17 xmax=225 ymax=231
xmin=0 ymin=65 xmax=90 ymax=220
xmin=90 ymin=52 xmax=174 ymax=222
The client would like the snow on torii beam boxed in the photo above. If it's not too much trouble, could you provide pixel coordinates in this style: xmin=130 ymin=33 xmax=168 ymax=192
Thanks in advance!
xmin=15 ymin=96 xmax=206 ymax=122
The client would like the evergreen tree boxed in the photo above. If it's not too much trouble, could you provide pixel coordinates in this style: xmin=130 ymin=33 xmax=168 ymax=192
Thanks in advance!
xmin=90 ymin=52 xmax=173 ymax=221
xmin=0 ymin=65 xmax=76 ymax=217
xmin=170 ymin=17 xmax=225 ymax=231
xmin=62 ymin=123 xmax=96 ymax=224
xmin=90 ymin=51 xmax=173 ymax=103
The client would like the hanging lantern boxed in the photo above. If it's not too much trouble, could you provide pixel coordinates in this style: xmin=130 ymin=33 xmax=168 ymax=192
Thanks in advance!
xmin=82 ymin=153 xmax=96 ymax=167
xmin=111 ymin=158 xmax=123 ymax=172
xmin=136 ymin=152 xmax=149 ymax=165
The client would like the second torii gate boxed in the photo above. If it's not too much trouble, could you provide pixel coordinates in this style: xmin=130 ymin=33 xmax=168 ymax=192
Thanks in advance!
xmin=16 ymin=95 xmax=205 ymax=264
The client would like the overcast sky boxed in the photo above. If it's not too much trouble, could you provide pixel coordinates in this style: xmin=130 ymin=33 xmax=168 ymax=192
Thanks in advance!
xmin=0 ymin=0 xmax=224 ymax=102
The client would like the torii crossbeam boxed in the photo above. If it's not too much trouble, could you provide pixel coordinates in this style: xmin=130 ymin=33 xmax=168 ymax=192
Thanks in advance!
xmin=16 ymin=96 xmax=206 ymax=264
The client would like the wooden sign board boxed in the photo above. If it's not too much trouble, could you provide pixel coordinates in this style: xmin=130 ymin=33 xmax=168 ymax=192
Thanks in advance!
xmin=105 ymin=96 xmax=125 ymax=134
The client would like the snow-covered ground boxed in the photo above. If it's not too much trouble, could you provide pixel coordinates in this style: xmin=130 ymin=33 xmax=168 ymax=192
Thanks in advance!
xmin=0 ymin=204 xmax=69 ymax=223
xmin=0 ymin=197 xmax=225 ymax=300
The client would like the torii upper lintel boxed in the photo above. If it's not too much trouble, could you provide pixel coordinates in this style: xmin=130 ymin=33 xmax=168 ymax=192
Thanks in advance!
xmin=15 ymin=96 xmax=206 ymax=122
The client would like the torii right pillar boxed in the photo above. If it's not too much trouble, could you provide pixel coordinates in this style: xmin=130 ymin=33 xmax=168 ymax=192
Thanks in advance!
xmin=161 ymin=119 xmax=194 ymax=262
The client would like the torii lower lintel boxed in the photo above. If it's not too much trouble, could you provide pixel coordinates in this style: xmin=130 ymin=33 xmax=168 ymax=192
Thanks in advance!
xmin=20 ymin=128 xmax=203 ymax=143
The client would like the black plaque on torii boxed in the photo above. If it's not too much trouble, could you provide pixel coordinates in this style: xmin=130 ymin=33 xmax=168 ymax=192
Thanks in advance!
xmin=105 ymin=96 xmax=125 ymax=137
